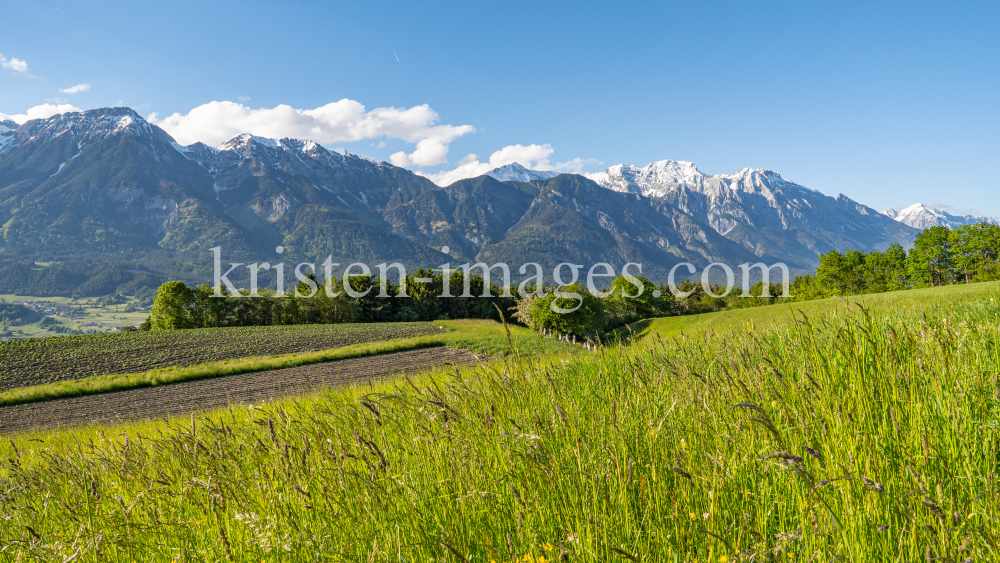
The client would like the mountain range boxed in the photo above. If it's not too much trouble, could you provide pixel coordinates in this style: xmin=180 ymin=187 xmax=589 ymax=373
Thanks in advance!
xmin=0 ymin=107 xmax=926 ymax=293
xmin=583 ymin=161 xmax=917 ymax=272
xmin=881 ymin=203 xmax=999 ymax=230
xmin=484 ymin=163 xmax=559 ymax=183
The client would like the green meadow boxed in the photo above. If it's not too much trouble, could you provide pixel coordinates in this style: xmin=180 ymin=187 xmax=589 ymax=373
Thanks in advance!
xmin=0 ymin=283 xmax=997 ymax=561
xmin=630 ymin=280 xmax=1000 ymax=340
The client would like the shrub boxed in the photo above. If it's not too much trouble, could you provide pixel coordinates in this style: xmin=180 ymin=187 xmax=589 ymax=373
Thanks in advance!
xmin=529 ymin=283 xmax=606 ymax=338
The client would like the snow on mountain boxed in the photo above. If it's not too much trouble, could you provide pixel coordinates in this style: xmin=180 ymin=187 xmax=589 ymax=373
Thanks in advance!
xmin=159 ymin=129 xmax=438 ymax=231
xmin=882 ymin=203 xmax=999 ymax=229
xmin=0 ymin=107 xmax=921 ymax=271
xmin=0 ymin=108 xmax=388 ymax=182
xmin=0 ymin=107 xmax=436 ymax=237
xmin=585 ymin=160 xmax=707 ymax=196
xmin=13 ymin=107 xmax=161 ymax=145
xmin=0 ymin=121 xmax=15 ymax=154
xmin=585 ymin=159 xmax=915 ymax=256
xmin=585 ymin=160 xmax=844 ymax=233
xmin=584 ymin=159 xmax=825 ymax=200
xmin=484 ymin=163 xmax=559 ymax=182
xmin=188 ymin=132 xmax=391 ymax=191
xmin=7 ymin=107 xmax=416 ymax=203
xmin=218 ymin=133 xmax=280 ymax=152
xmin=0 ymin=107 xmax=180 ymax=162
xmin=183 ymin=131 xmax=385 ymax=173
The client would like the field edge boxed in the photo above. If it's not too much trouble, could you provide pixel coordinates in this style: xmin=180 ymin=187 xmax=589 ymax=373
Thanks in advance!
xmin=0 ymin=336 xmax=451 ymax=408
xmin=0 ymin=319 xmax=574 ymax=408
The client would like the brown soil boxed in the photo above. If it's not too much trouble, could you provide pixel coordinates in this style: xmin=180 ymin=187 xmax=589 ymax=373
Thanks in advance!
xmin=0 ymin=323 xmax=442 ymax=391
xmin=0 ymin=346 xmax=480 ymax=434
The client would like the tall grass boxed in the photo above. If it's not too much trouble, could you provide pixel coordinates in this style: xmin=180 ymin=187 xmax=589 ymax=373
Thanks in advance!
xmin=635 ymin=279 xmax=1000 ymax=341
xmin=0 ymin=294 xmax=998 ymax=561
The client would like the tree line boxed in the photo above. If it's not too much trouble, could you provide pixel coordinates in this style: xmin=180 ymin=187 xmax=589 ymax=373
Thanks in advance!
xmin=791 ymin=223 xmax=1000 ymax=299
xmin=148 ymin=268 xmax=680 ymax=339
xmin=147 ymin=222 xmax=1000 ymax=337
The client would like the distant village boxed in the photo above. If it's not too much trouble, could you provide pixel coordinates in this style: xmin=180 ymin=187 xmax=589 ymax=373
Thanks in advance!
xmin=0 ymin=298 xmax=149 ymax=340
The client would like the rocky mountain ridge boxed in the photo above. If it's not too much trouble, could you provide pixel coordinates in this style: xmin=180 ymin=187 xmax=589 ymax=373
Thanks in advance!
xmin=882 ymin=203 xmax=999 ymax=229
xmin=484 ymin=163 xmax=558 ymax=183
xmin=0 ymin=108 xmax=928 ymax=290
xmin=584 ymin=159 xmax=917 ymax=268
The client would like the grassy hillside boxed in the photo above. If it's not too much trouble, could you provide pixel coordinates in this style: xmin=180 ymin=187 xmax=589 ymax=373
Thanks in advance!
xmin=629 ymin=280 xmax=1000 ymax=341
xmin=0 ymin=286 xmax=997 ymax=560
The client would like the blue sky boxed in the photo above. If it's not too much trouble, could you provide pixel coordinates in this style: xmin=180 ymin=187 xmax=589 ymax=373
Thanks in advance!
xmin=2 ymin=0 xmax=998 ymax=215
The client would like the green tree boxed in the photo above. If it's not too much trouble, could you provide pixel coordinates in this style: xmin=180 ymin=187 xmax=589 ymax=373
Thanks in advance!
xmin=511 ymin=293 xmax=539 ymax=328
xmin=951 ymin=223 xmax=1000 ymax=283
xmin=907 ymin=226 xmax=955 ymax=287
xmin=189 ymin=284 xmax=233 ymax=328
xmin=788 ymin=274 xmax=828 ymax=301
xmin=603 ymin=275 xmax=675 ymax=328
xmin=314 ymin=278 xmax=361 ymax=323
xmin=727 ymin=280 xmax=786 ymax=308
xmin=861 ymin=243 xmax=908 ymax=293
xmin=815 ymin=250 xmax=865 ymax=295
xmin=149 ymin=281 xmax=195 ymax=330
xmin=529 ymin=283 xmax=607 ymax=339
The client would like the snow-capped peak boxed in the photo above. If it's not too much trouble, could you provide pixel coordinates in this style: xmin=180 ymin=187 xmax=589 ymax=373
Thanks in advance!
xmin=484 ymin=162 xmax=559 ymax=182
xmin=883 ymin=203 xmax=999 ymax=229
xmin=585 ymin=160 xmax=705 ymax=197
xmin=218 ymin=134 xmax=280 ymax=151
xmin=213 ymin=135 xmax=340 ymax=161
xmin=643 ymin=159 xmax=705 ymax=184
xmin=4 ymin=107 xmax=163 ymax=157
xmin=723 ymin=167 xmax=781 ymax=183
xmin=586 ymin=160 xmax=819 ymax=200
xmin=584 ymin=158 xmax=887 ymax=238
xmin=111 ymin=115 xmax=134 ymax=134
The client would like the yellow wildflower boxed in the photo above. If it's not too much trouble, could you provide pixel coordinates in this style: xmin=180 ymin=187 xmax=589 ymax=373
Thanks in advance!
xmin=543 ymin=543 xmax=554 ymax=552
xmin=719 ymin=556 xmax=729 ymax=563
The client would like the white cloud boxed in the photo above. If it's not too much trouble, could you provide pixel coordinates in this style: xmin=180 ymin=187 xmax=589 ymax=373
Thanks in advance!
xmin=148 ymin=99 xmax=475 ymax=165
xmin=59 ymin=83 xmax=91 ymax=94
xmin=490 ymin=144 xmax=558 ymax=169
xmin=0 ymin=53 xmax=29 ymax=74
xmin=550 ymin=157 xmax=600 ymax=174
xmin=390 ymin=138 xmax=451 ymax=167
xmin=0 ymin=103 xmax=82 ymax=125
xmin=419 ymin=143 xmax=600 ymax=186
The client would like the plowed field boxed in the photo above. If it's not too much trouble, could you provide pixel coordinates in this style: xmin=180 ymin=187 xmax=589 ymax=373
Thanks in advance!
xmin=0 ymin=323 xmax=441 ymax=391
xmin=0 ymin=346 xmax=479 ymax=433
